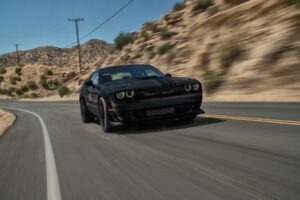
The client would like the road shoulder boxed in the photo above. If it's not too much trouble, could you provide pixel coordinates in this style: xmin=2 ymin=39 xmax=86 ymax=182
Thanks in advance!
xmin=0 ymin=109 xmax=16 ymax=136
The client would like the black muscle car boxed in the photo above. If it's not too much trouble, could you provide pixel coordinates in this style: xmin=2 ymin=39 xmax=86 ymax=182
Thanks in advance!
xmin=80 ymin=64 xmax=204 ymax=132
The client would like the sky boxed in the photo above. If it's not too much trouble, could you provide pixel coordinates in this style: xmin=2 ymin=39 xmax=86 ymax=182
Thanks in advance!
xmin=0 ymin=0 xmax=179 ymax=55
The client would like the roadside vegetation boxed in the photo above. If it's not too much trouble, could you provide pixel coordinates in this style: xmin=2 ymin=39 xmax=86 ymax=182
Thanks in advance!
xmin=114 ymin=32 xmax=134 ymax=50
xmin=0 ymin=68 xmax=6 ymax=74
xmin=15 ymin=67 xmax=22 ymax=75
xmin=192 ymin=0 xmax=213 ymax=13
xmin=27 ymin=80 xmax=38 ymax=90
xmin=57 ymin=85 xmax=70 ymax=97
xmin=173 ymin=1 xmax=186 ymax=11
xmin=157 ymin=43 xmax=172 ymax=55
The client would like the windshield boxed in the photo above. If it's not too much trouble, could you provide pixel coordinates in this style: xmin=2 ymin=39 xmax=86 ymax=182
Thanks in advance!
xmin=99 ymin=65 xmax=163 ymax=83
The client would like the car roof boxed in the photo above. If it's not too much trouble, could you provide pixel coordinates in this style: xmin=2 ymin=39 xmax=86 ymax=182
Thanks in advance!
xmin=96 ymin=64 xmax=153 ymax=72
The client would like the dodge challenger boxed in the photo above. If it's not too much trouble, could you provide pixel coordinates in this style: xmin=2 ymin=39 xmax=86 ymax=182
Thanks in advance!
xmin=80 ymin=64 xmax=204 ymax=132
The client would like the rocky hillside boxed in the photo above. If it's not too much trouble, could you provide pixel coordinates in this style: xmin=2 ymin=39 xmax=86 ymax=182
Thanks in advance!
xmin=0 ymin=39 xmax=112 ymax=98
xmin=102 ymin=0 xmax=300 ymax=101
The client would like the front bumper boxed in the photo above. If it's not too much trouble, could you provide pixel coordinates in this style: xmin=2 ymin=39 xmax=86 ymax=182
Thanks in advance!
xmin=109 ymin=93 xmax=203 ymax=122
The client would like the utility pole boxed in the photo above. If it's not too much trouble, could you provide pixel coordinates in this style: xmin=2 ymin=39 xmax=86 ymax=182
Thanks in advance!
xmin=14 ymin=44 xmax=21 ymax=68
xmin=68 ymin=18 xmax=84 ymax=72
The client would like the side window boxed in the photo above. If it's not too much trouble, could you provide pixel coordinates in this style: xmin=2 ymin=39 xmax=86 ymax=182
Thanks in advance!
xmin=90 ymin=72 xmax=99 ymax=86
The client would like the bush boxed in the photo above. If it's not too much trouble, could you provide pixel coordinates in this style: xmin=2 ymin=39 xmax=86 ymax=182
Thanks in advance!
xmin=30 ymin=93 xmax=38 ymax=98
xmin=15 ymin=67 xmax=22 ymax=75
xmin=40 ymin=79 xmax=49 ymax=89
xmin=0 ymin=88 xmax=12 ymax=96
xmin=0 ymin=76 xmax=3 ymax=83
xmin=143 ymin=22 xmax=160 ymax=33
xmin=203 ymin=68 xmax=223 ymax=94
xmin=173 ymin=2 xmax=186 ymax=11
xmin=21 ymin=85 xmax=29 ymax=92
xmin=114 ymin=32 xmax=134 ymax=50
xmin=0 ymin=68 xmax=7 ymax=74
xmin=27 ymin=80 xmax=38 ymax=90
xmin=157 ymin=44 xmax=172 ymax=55
xmin=10 ymin=76 xmax=18 ymax=85
xmin=58 ymin=85 xmax=70 ymax=97
xmin=45 ymin=70 xmax=53 ymax=76
xmin=217 ymin=38 xmax=241 ymax=69
xmin=160 ymin=28 xmax=174 ymax=40
xmin=192 ymin=0 xmax=213 ymax=12
xmin=15 ymin=88 xmax=24 ymax=96
xmin=289 ymin=0 xmax=300 ymax=8
xmin=40 ymin=74 xmax=46 ymax=81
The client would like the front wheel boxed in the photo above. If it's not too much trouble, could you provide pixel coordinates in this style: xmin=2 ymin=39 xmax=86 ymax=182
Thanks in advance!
xmin=99 ymin=98 xmax=114 ymax=133
xmin=80 ymin=98 xmax=94 ymax=123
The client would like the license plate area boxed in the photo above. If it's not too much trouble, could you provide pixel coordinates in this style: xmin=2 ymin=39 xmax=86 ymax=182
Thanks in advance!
xmin=147 ymin=107 xmax=175 ymax=117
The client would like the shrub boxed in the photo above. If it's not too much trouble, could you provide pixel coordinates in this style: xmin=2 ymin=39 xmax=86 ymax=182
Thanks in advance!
xmin=27 ymin=80 xmax=38 ymax=90
xmin=30 ymin=93 xmax=38 ymax=98
xmin=40 ymin=74 xmax=46 ymax=81
xmin=173 ymin=1 xmax=186 ymax=11
xmin=289 ymin=0 xmax=300 ymax=8
xmin=10 ymin=76 xmax=21 ymax=84
xmin=45 ymin=70 xmax=53 ymax=76
xmin=192 ymin=0 xmax=213 ymax=12
xmin=0 ymin=68 xmax=7 ymax=74
xmin=15 ymin=67 xmax=22 ymax=75
xmin=216 ymin=38 xmax=241 ymax=69
xmin=157 ymin=44 xmax=172 ymax=55
xmin=203 ymin=68 xmax=223 ymax=94
xmin=40 ymin=79 xmax=48 ymax=89
xmin=15 ymin=88 xmax=24 ymax=96
xmin=114 ymin=32 xmax=134 ymax=50
xmin=141 ymin=31 xmax=150 ymax=42
xmin=21 ymin=85 xmax=29 ymax=92
xmin=58 ymin=85 xmax=70 ymax=97
xmin=160 ymin=28 xmax=174 ymax=40
xmin=0 ymin=88 xmax=12 ymax=96
xmin=0 ymin=76 xmax=3 ymax=83
xmin=143 ymin=22 xmax=160 ymax=33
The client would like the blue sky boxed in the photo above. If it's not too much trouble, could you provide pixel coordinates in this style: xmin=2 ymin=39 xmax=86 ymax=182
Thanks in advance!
xmin=0 ymin=0 xmax=179 ymax=55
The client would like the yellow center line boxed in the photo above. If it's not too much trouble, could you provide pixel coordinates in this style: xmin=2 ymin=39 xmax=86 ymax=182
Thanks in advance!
xmin=203 ymin=114 xmax=300 ymax=126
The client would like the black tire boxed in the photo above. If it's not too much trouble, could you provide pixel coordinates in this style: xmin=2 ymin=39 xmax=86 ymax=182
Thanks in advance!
xmin=80 ymin=98 xmax=94 ymax=123
xmin=99 ymin=98 xmax=114 ymax=133
xmin=179 ymin=114 xmax=197 ymax=122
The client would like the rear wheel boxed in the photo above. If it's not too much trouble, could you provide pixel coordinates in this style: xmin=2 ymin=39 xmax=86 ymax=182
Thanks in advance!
xmin=178 ymin=114 xmax=197 ymax=122
xmin=80 ymin=98 xmax=94 ymax=123
xmin=99 ymin=98 xmax=114 ymax=133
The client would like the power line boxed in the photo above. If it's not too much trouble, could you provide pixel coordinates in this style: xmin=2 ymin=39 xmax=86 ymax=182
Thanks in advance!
xmin=68 ymin=18 xmax=84 ymax=72
xmin=65 ymin=0 xmax=134 ymax=48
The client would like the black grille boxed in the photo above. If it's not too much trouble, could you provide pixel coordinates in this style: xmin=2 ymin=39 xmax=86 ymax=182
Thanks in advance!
xmin=135 ymin=87 xmax=185 ymax=100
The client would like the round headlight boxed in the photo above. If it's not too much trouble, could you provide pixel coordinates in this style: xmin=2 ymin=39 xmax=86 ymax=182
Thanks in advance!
xmin=116 ymin=91 xmax=125 ymax=100
xmin=193 ymin=83 xmax=200 ymax=91
xmin=184 ymin=84 xmax=192 ymax=92
xmin=126 ymin=90 xmax=135 ymax=98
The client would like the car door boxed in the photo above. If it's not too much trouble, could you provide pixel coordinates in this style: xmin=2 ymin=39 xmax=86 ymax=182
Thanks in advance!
xmin=86 ymin=72 xmax=99 ymax=115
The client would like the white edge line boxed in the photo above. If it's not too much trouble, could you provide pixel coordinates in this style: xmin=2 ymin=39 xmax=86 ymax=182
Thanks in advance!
xmin=4 ymin=107 xmax=62 ymax=200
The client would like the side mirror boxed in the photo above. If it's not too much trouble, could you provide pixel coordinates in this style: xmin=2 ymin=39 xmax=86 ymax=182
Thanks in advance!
xmin=85 ymin=80 xmax=93 ymax=87
xmin=165 ymin=73 xmax=172 ymax=77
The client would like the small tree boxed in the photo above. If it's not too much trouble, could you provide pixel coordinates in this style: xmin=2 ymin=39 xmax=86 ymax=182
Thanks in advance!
xmin=58 ymin=85 xmax=70 ymax=97
xmin=114 ymin=32 xmax=134 ymax=50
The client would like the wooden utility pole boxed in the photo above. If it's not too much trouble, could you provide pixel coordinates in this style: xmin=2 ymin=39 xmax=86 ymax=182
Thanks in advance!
xmin=68 ymin=18 xmax=84 ymax=72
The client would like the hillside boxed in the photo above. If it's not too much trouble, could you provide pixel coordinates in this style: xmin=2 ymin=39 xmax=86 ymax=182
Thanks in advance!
xmin=0 ymin=39 xmax=112 ymax=98
xmin=102 ymin=0 xmax=300 ymax=101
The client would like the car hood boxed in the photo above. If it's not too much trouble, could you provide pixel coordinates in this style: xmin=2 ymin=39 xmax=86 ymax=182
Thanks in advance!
xmin=103 ymin=76 xmax=199 ymax=92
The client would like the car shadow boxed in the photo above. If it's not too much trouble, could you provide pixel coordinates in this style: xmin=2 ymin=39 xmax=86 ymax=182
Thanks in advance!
xmin=114 ymin=116 xmax=225 ymax=134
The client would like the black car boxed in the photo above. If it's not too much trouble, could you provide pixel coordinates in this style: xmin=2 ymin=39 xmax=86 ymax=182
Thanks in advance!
xmin=80 ymin=64 xmax=204 ymax=132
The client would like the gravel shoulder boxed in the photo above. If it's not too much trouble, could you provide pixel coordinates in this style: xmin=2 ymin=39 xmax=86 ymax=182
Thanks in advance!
xmin=0 ymin=109 xmax=16 ymax=136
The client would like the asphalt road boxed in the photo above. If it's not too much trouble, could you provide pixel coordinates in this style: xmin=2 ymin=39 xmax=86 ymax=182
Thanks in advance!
xmin=0 ymin=100 xmax=300 ymax=200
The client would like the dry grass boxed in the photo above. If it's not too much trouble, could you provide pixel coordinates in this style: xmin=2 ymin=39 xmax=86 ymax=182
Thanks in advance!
xmin=0 ymin=109 xmax=16 ymax=136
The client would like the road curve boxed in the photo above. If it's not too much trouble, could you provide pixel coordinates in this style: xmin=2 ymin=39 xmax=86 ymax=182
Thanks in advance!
xmin=0 ymin=100 xmax=300 ymax=200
